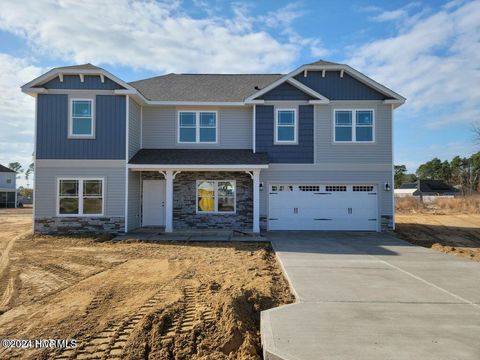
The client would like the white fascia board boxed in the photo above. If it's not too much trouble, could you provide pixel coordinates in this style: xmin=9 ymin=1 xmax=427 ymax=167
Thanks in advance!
xmin=327 ymin=64 xmax=406 ymax=103
xmin=141 ymin=101 xmax=246 ymax=106
xmin=245 ymin=63 xmax=406 ymax=106
xmin=244 ymin=99 xmax=265 ymax=104
xmin=244 ymin=66 xmax=307 ymax=102
xmin=287 ymin=78 xmax=330 ymax=102
xmin=21 ymin=67 xmax=139 ymax=96
xmin=128 ymin=164 xmax=269 ymax=171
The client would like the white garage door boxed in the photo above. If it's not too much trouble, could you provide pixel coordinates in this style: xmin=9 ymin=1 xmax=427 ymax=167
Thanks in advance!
xmin=268 ymin=184 xmax=378 ymax=231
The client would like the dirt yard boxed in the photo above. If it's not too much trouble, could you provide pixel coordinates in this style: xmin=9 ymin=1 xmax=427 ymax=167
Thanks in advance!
xmin=395 ymin=213 xmax=480 ymax=262
xmin=0 ymin=209 xmax=293 ymax=360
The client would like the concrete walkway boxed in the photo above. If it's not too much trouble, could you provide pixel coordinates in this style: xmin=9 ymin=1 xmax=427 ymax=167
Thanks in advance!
xmin=261 ymin=232 xmax=480 ymax=360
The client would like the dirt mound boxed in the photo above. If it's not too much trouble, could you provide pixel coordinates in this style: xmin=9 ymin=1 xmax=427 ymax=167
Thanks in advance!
xmin=0 ymin=209 xmax=294 ymax=359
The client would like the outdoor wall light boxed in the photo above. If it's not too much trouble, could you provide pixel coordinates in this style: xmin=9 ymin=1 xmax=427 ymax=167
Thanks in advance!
xmin=384 ymin=182 xmax=391 ymax=191
xmin=259 ymin=182 xmax=264 ymax=191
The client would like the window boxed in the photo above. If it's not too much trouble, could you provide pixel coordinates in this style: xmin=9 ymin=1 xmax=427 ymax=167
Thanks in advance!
xmin=275 ymin=109 xmax=297 ymax=143
xmin=325 ymin=185 xmax=347 ymax=192
xmin=178 ymin=111 xmax=217 ymax=143
xmin=353 ymin=185 xmax=374 ymax=192
xmin=197 ymin=180 xmax=235 ymax=213
xmin=6 ymin=178 xmax=11 ymax=184
xmin=58 ymin=178 xmax=103 ymax=216
xmin=70 ymin=99 xmax=94 ymax=137
xmin=334 ymin=109 xmax=374 ymax=143
xmin=299 ymin=185 xmax=320 ymax=192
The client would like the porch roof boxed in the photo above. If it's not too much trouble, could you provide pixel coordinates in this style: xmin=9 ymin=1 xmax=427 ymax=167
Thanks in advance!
xmin=128 ymin=149 xmax=269 ymax=168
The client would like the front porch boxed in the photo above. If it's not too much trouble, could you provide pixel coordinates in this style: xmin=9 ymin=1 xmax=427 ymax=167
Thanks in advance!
xmin=114 ymin=227 xmax=265 ymax=242
xmin=126 ymin=149 xmax=269 ymax=234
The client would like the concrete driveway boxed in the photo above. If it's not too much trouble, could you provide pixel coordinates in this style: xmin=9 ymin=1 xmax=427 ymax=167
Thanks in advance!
xmin=261 ymin=232 xmax=480 ymax=360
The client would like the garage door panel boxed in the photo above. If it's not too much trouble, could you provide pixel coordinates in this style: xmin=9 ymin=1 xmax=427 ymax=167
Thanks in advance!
xmin=268 ymin=184 xmax=378 ymax=231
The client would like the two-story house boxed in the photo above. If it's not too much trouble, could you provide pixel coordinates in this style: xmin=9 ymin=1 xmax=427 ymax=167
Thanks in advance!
xmin=21 ymin=60 xmax=405 ymax=234
xmin=0 ymin=164 xmax=17 ymax=208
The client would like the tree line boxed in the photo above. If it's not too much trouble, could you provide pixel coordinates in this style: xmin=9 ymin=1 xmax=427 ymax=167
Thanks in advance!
xmin=395 ymin=152 xmax=480 ymax=195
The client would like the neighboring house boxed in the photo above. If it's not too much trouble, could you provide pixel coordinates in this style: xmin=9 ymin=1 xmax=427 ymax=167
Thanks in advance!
xmin=395 ymin=180 xmax=457 ymax=199
xmin=21 ymin=60 xmax=405 ymax=234
xmin=0 ymin=164 xmax=17 ymax=208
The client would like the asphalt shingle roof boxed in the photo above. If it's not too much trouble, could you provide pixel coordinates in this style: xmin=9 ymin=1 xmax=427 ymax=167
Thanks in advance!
xmin=129 ymin=73 xmax=283 ymax=102
xmin=400 ymin=180 xmax=457 ymax=193
xmin=0 ymin=164 xmax=15 ymax=173
xmin=307 ymin=59 xmax=341 ymax=66
xmin=129 ymin=149 xmax=269 ymax=165
xmin=52 ymin=63 xmax=102 ymax=71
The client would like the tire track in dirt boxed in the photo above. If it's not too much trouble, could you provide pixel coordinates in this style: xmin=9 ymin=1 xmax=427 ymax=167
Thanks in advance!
xmin=0 ymin=230 xmax=30 ymax=277
xmin=0 ymin=277 xmax=15 ymax=309
xmin=160 ymin=281 xmax=215 ymax=340
xmin=53 ymin=273 xmax=185 ymax=359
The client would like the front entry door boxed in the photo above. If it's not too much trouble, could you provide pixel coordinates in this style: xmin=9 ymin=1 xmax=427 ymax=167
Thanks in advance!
xmin=142 ymin=180 xmax=166 ymax=227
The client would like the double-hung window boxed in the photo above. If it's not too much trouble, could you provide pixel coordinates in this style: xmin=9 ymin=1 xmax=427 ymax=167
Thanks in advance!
xmin=334 ymin=109 xmax=374 ymax=143
xmin=58 ymin=178 xmax=104 ymax=216
xmin=178 ymin=111 xmax=217 ymax=143
xmin=275 ymin=109 xmax=297 ymax=143
xmin=197 ymin=180 xmax=236 ymax=213
xmin=70 ymin=99 xmax=94 ymax=138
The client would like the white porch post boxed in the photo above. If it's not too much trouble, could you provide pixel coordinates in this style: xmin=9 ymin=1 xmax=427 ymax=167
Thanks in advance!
xmin=246 ymin=170 xmax=261 ymax=233
xmin=164 ymin=170 xmax=174 ymax=233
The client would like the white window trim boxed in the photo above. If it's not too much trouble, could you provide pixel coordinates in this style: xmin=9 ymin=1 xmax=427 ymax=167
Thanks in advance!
xmin=177 ymin=110 xmax=218 ymax=144
xmin=69 ymin=98 xmax=95 ymax=139
xmin=333 ymin=108 xmax=375 ymax=144
xmin=196 ymin=180 xmax=236 ymax=214
xmin=275 ymin=108 xmax=298 ymax=144
xmin=56 ymin=177 xmax=105 ymax=217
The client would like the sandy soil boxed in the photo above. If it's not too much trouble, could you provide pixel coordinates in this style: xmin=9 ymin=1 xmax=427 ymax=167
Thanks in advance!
xmin=395 ymin=214 xmax=480 ymax=262
xmin=0 ymin=209 xmax=293 ymax=359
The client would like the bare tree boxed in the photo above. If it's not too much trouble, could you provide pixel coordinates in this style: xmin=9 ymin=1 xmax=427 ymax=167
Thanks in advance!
xmin=473 ymin=123 xmax=480 ymax=144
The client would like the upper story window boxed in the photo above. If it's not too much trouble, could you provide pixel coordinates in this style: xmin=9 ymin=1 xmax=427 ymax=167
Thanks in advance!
xmin=334 ymin=109 xmax=374 ymax=143
xmin=70 ymin=99 xmax=94 ymax=138
xmin=58 ymin=178 xmax=104 ymax=216
xmin=178 ymin=111 xmax=217 ymax=143
xmin=275 ymin=109 xmax=297 ymax=144
xmin=6 ymin=178 xmax=12 ymax=184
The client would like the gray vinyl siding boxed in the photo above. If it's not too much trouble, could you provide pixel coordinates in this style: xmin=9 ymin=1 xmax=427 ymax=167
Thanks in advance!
xmin=128 ymin=171 xmax=141 ymax=230
xmin=36 ymin=94 xmax=126 ymax=159
xmin=142 ymin=106 xmax=252 ymax=149
xmin=259 ymin=169 xmax=393 ymax=217
xmin=41 ymin=75 xmax=124 ymax=90
xmin=294 ymin=71 xmax=387 ymax=100
xmin=255 ymin=104 xmax=314 ymax=163
xmin=34 ymin=163 xmax=125 ymax=218
xmin=128 ymin=98 xmax=141 ymax=160
xmin=0 ymin=172 xmax=16 ymax=189
xmin=259 ymin=82 xmax=314 ymax=100
xmin=316 ymin=102 xmax=392 ymax=164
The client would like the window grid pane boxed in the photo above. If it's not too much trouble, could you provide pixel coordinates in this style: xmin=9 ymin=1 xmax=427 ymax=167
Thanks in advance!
xmin=200 ymin=112 xmax=216 ymax=127
xmin=335 ymin=111 xmax=352 ymax=125
xmin=73 ymin=101 xmax=92 ymax=117
xmin=277 ymin=126 xmax=295 ymax=141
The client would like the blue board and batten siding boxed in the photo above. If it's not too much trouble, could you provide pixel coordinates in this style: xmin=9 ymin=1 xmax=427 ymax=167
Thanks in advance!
xmin=259 ymin=82 xmax=314 ymax=101
xmin=294 ymin=71 xmax=386 ymax=100
xmin=41 ymin=75 xmax=124 ymax=90
xmin=255 ymin=105 xmax=314 ymax=163
xmin=36 ymin=94 xmax=126 ymax=159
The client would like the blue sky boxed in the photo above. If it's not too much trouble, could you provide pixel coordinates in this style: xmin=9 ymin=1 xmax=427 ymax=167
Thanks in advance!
xmin=0 ymin=0 xmax=479 ymax=187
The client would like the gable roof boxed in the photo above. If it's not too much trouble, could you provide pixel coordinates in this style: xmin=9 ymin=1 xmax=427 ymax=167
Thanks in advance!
xmin=52 ymin=63 xmax=101 ymax=71
xmin=0 ymin=164 xmax=15 ymax=173
xmin=129 ymin=74 xmax=282 ymax=102
xmin=21 ymin=59 xmax=405 ymax=107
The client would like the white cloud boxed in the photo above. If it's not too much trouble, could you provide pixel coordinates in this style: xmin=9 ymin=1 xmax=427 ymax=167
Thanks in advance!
xmin=370 ymin=9 xmax=408 ymax=22
xmin=347 ymin=0 xmax=480 ymax=128
xmin=0 ymin=54 xmax=43 ymax=186
xmin=0 ymin=0 xmax=313 ymax=74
